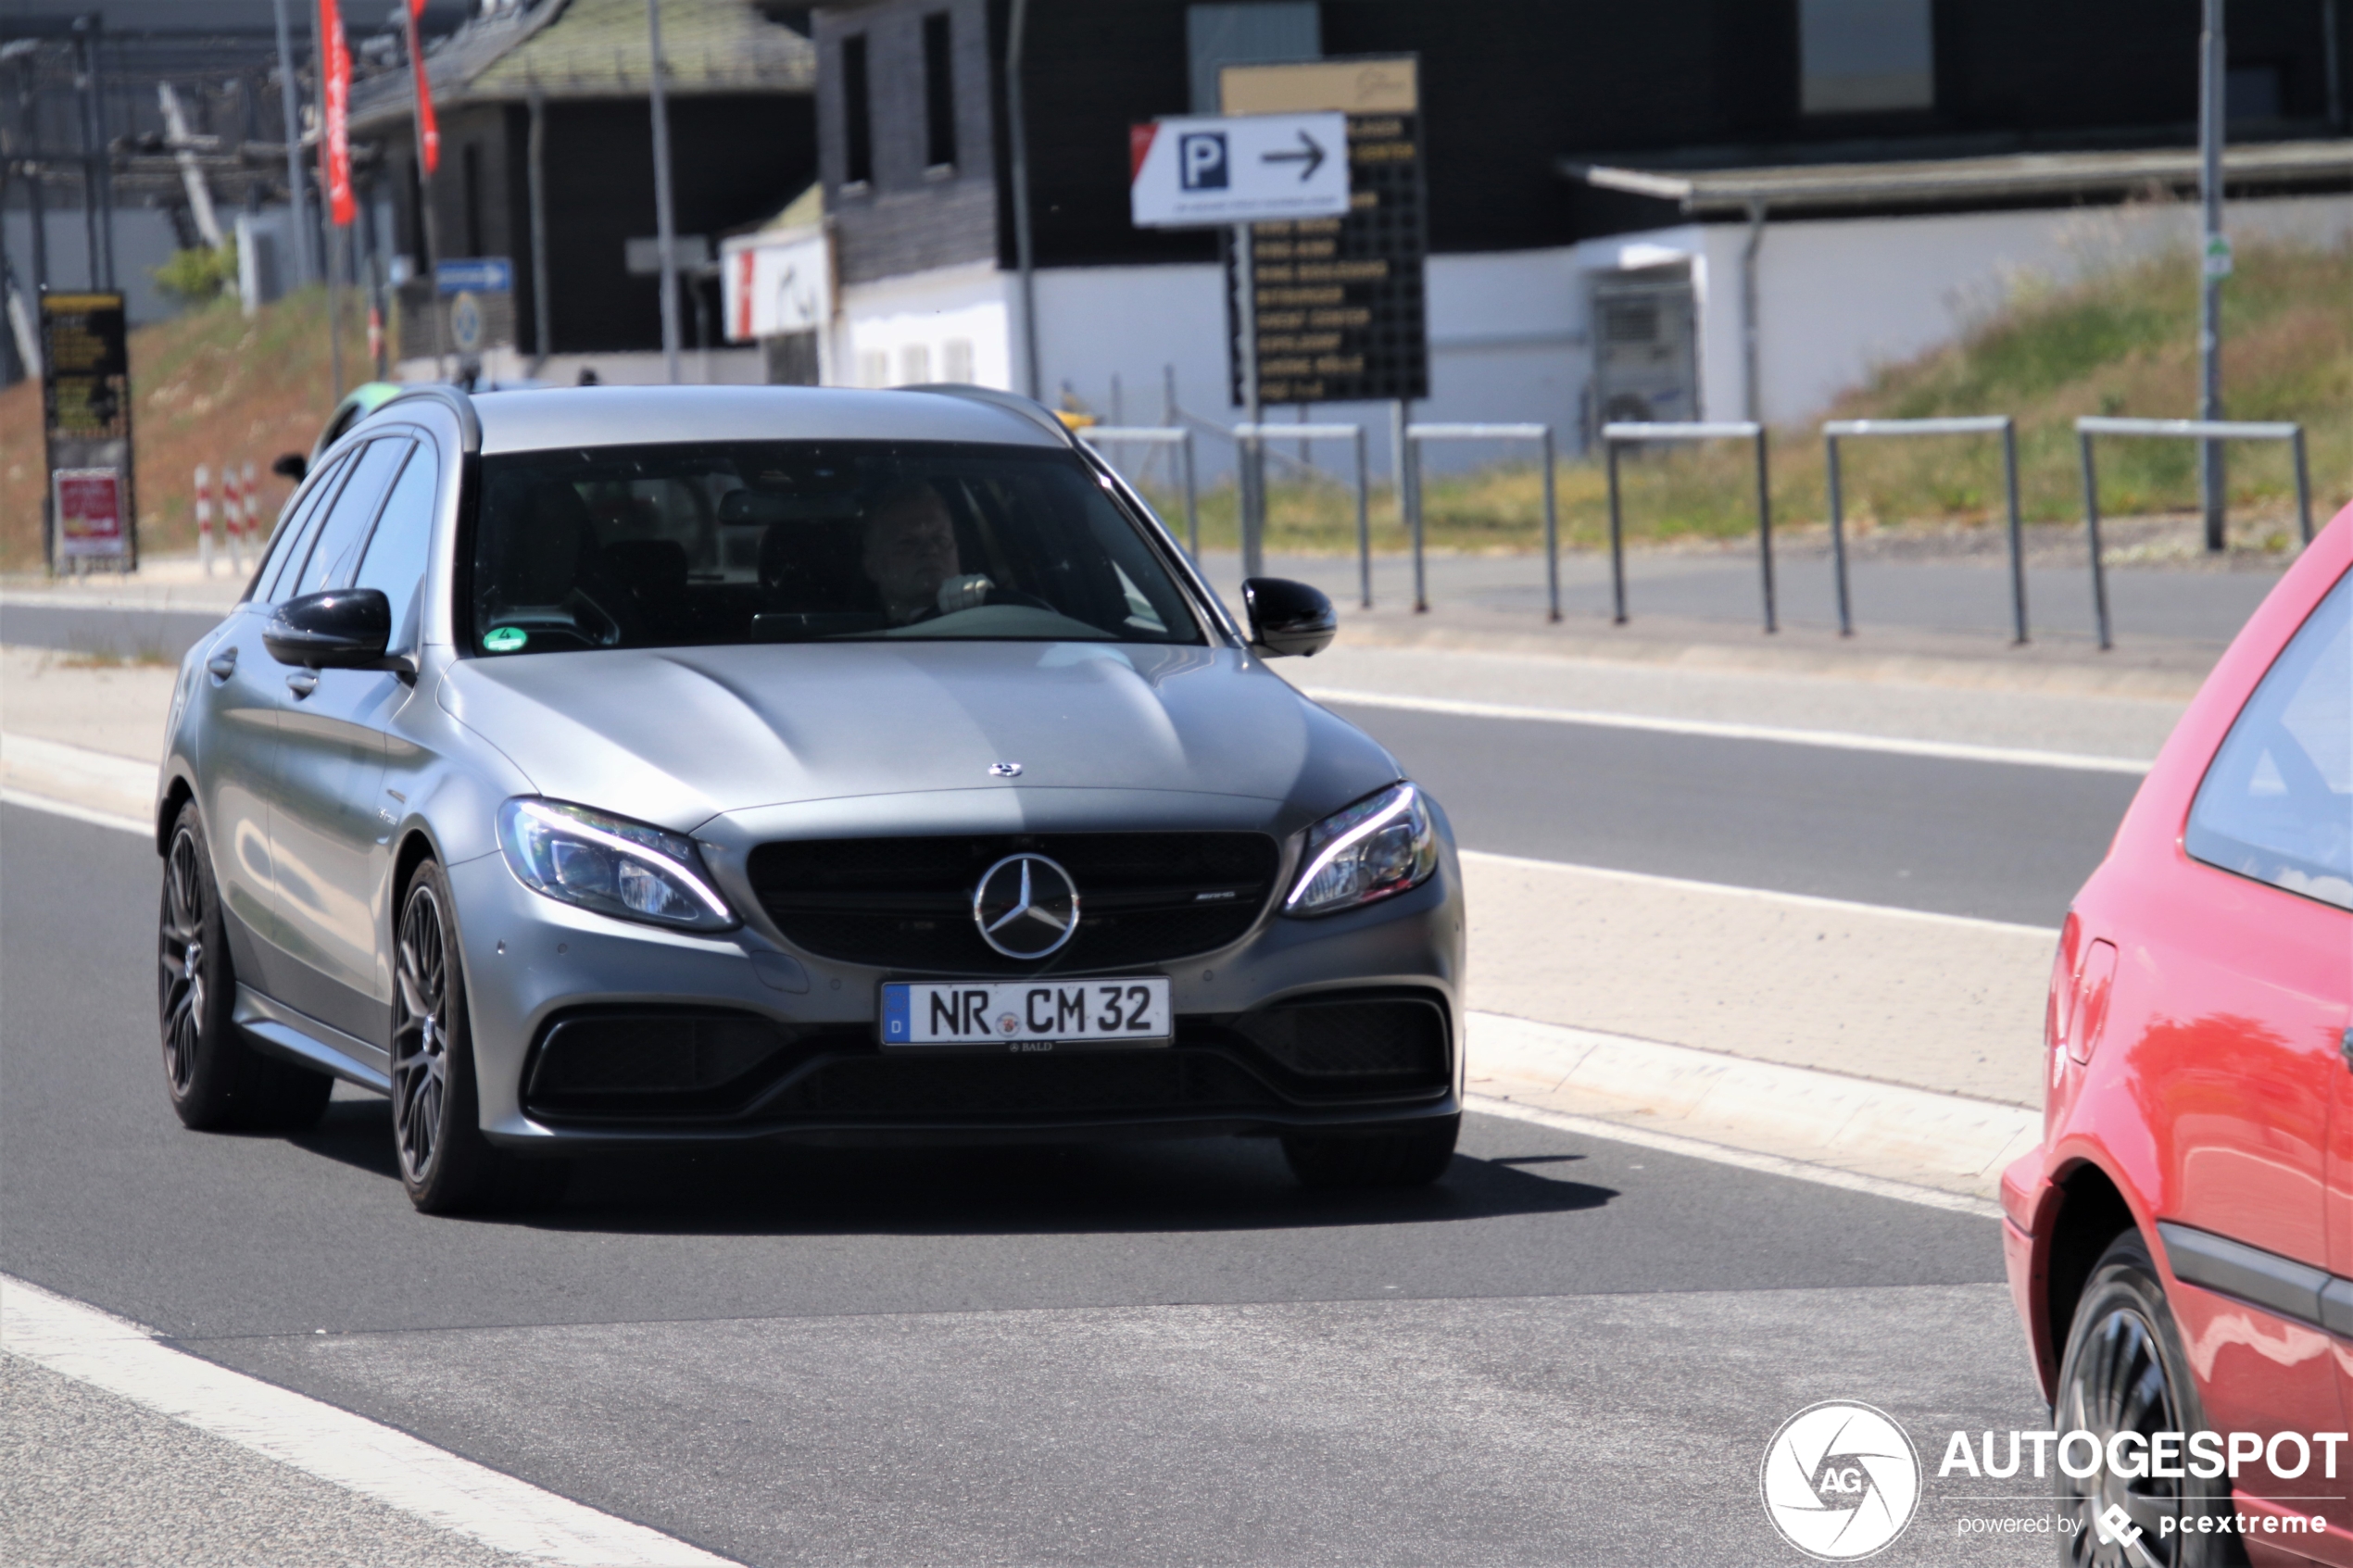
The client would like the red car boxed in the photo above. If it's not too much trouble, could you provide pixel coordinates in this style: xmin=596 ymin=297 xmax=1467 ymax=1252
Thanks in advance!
xmin=2006 ymin=503 xmax=2352 ymax=1565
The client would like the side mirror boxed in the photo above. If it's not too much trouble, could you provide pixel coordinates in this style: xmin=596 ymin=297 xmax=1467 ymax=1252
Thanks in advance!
xmin=1241 ymin=577 xmax=1337 ymax=659
xmin=271 ymin=452 xmax=308 ymax=482
xmin=264 ymin=589 xmax=394 ymax=671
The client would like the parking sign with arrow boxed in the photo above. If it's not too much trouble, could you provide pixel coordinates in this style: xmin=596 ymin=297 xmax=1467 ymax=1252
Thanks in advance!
xmin=1129 ymin=112 xmax=1351 ymax=228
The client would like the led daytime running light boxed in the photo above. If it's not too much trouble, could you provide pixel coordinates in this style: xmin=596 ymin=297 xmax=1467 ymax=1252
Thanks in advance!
xmin=1286 ymin=786 xmax=1419 ymax=912
xmin=501 ymin=798 xmax=735 ymax=927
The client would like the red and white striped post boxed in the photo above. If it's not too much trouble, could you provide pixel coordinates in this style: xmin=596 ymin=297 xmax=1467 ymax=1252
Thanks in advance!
xmin=242 ymin=461 xmax=259 ymax=559
xmin=195 ymin=463 xmax=214 ymax=573
xmin=226 ymin=464 xmax=245 ymax=568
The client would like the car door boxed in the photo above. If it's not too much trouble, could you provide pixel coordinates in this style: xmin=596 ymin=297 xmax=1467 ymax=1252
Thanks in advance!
xmin=192 ymin=449 xmax=354 ymax=982
xmin=2157 ymin=570 xmax=2352 ymax=1539
xmin=261 ymin=435 xmax=411 ymax=1047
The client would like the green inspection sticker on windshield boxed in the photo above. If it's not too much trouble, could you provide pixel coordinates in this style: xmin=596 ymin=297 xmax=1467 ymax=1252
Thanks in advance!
xmin=483 ymin=626 xmax=529 ymax=653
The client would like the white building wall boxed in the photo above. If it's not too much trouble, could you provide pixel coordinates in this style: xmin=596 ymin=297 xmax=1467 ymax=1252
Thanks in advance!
xmin=827 ymin=190 xmax=2349 ymax=480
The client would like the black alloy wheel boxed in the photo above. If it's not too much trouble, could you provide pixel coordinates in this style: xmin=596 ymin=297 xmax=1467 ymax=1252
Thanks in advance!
xmin=391 ymin=861 xmax=560 ymax=1213
xmin=2056 ymin=1230 xmax=2243 ymax=1568
xmin=157 ymin=804 xmax=331 ymax=1130
xmin=1281 ymin=1113 xmax=1460 ymax=1189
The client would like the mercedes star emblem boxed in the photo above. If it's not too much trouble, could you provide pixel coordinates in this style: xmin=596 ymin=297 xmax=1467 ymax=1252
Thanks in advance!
xmin=973 ymin=853 xmax=1079 ymax=960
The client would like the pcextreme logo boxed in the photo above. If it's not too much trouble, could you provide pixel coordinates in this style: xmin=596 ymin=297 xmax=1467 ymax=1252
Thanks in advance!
xmin=1760 ymin=1401 xmax=1922 ymax=1561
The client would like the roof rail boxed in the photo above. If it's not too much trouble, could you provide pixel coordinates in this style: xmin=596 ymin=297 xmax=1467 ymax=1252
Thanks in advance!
xmin=906 ymin=383 xmax=1077 ymax=448
xmin=376 ymin=383 xmax=484 ymax=454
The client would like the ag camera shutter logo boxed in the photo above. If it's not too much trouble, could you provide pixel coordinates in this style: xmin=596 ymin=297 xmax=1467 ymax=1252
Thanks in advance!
xmin=1177 ymin=132 xmax=1228 ymax=190
xmin=1760 ymin=1401 xmax=1921 ymax=1560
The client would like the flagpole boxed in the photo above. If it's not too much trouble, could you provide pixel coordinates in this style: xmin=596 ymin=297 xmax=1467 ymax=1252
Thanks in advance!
xmin=647 ymin=0 xmax=682 ymax=384
xmin=312 ymin=0 xmax=341 ymax=400
xmin=402 ymin=0 xmax=446 ymax=379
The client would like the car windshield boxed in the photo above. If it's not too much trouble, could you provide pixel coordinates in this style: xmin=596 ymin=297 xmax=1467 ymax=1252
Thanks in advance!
xmin=468 ymin=440 xmax=1205 ymax=654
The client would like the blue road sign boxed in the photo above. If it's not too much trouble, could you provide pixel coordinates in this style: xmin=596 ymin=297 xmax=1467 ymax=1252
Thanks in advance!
xmin=435 ymin=257 xmax=514 ymax=295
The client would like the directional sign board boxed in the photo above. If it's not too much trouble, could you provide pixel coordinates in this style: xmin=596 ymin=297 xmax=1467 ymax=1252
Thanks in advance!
xmin=434 ymin=257 xmax=512 ymax=295
xmin=1219 ymin=56 xmax=1428 ymax=407
xmin=1129 ymin=112 xmax=1350 ymax=228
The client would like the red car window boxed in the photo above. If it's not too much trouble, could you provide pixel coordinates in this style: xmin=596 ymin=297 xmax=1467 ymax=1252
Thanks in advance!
xmin=2184 ymin=571 xmax=2351 ymax=909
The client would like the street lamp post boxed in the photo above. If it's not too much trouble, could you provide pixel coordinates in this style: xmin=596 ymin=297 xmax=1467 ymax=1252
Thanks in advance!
xmin=647 ymin=0 xmax=681 ymax=384
xmin=2198 ymin=0 xmax=2228 ymax=551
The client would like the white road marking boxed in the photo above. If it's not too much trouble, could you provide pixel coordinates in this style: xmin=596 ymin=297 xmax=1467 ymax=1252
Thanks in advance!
xmin=1 ymin=1274 xmax=737 ymax=1567
xmin=1302 ymin=685 xmax=2155 ymax=774
xmin=1461 ymin=847 xmax=2061 ymax=939
xmin=1466 ymin=1094 xmax=2005 ymax=1221
xmin=1 ymin=785 xmax=148 ymax=835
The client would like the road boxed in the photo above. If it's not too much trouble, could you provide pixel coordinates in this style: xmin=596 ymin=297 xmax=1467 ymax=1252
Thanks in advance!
xmin=2 ymin=699 xmax=2123 ymax=1562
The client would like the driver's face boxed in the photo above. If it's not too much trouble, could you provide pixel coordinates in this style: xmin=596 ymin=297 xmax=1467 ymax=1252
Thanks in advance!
xmin=862 ymin=493 xmax=960 ymax=608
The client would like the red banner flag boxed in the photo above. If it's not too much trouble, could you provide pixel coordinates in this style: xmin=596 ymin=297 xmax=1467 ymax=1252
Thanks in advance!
xmin=404 ymin=0 xmax=439 ymax=176
xmin=318 ymin=0 xmax=355 ymax=224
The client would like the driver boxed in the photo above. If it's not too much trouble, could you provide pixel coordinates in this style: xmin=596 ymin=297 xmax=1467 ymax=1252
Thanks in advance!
xmin=860 ymin=480 xmax=996 ymax=626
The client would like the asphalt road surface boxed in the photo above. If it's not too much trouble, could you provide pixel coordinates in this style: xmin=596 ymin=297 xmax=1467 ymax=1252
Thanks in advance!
xmin=1 ymin=798 xmax=2068 ymax=1565
xmin=1322 ymin=699 xmax=2136 ymax=927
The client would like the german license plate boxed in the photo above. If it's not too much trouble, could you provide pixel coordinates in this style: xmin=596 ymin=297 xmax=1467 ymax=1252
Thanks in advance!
xmin=880 ymin=977 xmax=1172 ymax=1048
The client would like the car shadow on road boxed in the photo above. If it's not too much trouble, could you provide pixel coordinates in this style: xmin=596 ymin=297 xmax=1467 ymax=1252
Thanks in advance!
xmin=285 ymin=1098 xmax=1617 ymax=1237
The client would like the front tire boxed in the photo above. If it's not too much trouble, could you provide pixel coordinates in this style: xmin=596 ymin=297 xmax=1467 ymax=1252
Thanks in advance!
xmin=1281 ymin=1114 xmax=1459 ymax=1189
xmin=158 ymin=804 xmax=331 ymax=1131
xmin=391 ymin=861 xmax=505 ymax=1213
xmin=2055 ymin=1229 xmax=2243 ymax=1567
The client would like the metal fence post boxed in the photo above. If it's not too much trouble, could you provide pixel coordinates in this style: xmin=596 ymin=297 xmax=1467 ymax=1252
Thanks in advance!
xmin=1824 ymin=431 xmax=1852 ymax=637
xmin=1352 ymin=425 xmax=1371 ymax=609
xmin=1605 ymin=438 xmax=1626 ymax=624
xmin=2292 ymin=427 xmax=2313 ymax=545
xmin=1754 ymin=424 xmax=1776 ymax=634
xmin=1180 ymin=428 xmax=1200 ymax=558
xmin=1541 ymin=425 xmax=1560 ymax=623
xmin=2080 ymin=428 xmax=2111 ymax=652
xmin=1406 ymin=428 xmax=1427 ymax=613
xmin=2001 ymin=418 xmax=2027 ymax=644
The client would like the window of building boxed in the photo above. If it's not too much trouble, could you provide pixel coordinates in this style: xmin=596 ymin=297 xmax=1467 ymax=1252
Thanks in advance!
xmin=1186 ymin=2 xmax=1320 ymax=113
xmin=858 ymin=349 xmax=889 ymax=388
xmin=941 ymin=339 xmax=975 ymax=383
xmin=842 ymin=33 xmax=873 ymax=186
xmin=1800 ymin=0 xmax=1934 ymax=116
xmin=900 ymin=345 xmax=931 ymax=385
xmin=2228 ymin=63 xmax=2284 ymax=121
xmin=922 ymin=12 xmax=956 ymax=170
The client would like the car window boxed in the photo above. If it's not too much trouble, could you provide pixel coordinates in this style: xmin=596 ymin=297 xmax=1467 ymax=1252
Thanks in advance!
xmin=253 ymin=452 xmax=353 ymax=605
xmin=468 ymin=440 xmax=1205 ymax=656
xmin=290 ymin=438 xmax=411 ymax=601
xmin=352 ymin=443 xmax=440 ymax=654
xmin=2185 ymin=571 xmax=2352 ymax=909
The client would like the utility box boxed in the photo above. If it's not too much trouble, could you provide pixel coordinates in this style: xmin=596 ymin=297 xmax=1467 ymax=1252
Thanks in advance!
xmin=1590 ymin=264 xmax=1698 ymax=431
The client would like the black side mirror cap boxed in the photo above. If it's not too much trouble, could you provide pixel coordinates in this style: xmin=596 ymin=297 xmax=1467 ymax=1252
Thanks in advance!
xmin=1241 ymin=577 xmax=1337 ymax=659
xmin=264 ymin=589 xmax=395 ymax=671
xmin=271 ymin=452 xmax=308 ymax=482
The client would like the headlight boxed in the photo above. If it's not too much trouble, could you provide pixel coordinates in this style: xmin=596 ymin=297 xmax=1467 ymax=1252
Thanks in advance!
xmin=1284 ymin=782 xmax=1439 ymax=917
xmin=497 ymin=797 xmax=736 ymax=932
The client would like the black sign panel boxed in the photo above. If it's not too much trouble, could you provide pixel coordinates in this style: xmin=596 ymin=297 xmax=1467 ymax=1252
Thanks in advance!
xmin=1227 ymin=106 xmax=1428 ymax=407
xmin=40 ymin=292 xmax=138 ymax=569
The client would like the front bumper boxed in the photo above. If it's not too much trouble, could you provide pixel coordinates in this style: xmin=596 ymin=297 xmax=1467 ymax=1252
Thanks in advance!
xmin=445 ymin=844 xmax=1466 ymax=1149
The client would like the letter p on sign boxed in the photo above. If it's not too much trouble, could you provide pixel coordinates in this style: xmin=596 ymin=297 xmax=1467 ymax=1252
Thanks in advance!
xmin=1179 ymin=132 xmax=1228 ymax=190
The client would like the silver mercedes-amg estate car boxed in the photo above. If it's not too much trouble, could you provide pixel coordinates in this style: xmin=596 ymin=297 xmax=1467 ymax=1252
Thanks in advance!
xmin=155 ymin=384 xmax=1465 ymax=1212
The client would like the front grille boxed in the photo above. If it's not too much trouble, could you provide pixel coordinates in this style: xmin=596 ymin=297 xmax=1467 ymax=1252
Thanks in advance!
xmin=748 ymin=832 xmax=1280 ymax=973
xmin=522 ymin=1010 xmax=860 ymax=1122
xmin=1235 ymin=995 xmax=1451 ymax=1083
xmin=762 ymin=1047 xmax=1282 ymax=1119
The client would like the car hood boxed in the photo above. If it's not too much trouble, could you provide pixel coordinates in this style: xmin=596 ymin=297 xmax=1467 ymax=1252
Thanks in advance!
xmin=435 ymin=640 xmax=1399 ymax=832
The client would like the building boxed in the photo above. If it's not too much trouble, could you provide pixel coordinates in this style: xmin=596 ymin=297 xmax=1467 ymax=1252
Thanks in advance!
xmin=347 ymin=0 xmax=819 ymax=380
xmin=792 ymin=0 xmax=2351 ymax=472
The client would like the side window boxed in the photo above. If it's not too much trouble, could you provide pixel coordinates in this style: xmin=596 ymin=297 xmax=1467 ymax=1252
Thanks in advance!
xmin=352 ymin=444 xmax=441 ymax=654
xmin=252 ymin=453 xmax=350 ymax=605
xmin=290 ymin=438 xmax=410 ymax=600
xmin=2185 ymin=572 xmax=2352 ymax=909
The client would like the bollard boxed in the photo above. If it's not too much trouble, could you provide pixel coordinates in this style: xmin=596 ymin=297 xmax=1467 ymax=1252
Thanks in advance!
xmin=242 ymin=460 xmax=259 ymax=561
xmin=195 ymin=464 xmax=214 ymax=574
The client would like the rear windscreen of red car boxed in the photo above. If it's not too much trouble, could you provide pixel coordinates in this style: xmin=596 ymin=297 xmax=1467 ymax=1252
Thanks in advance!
xmin=2184 ymin=571 xmax=2351 ymax=909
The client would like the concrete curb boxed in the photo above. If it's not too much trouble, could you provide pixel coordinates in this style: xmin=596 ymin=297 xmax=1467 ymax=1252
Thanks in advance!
xmin=0 ymin=733 xmax=157 ymax=825
xmin=1466 ymin=1010 xmax=2040 ymax=1203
